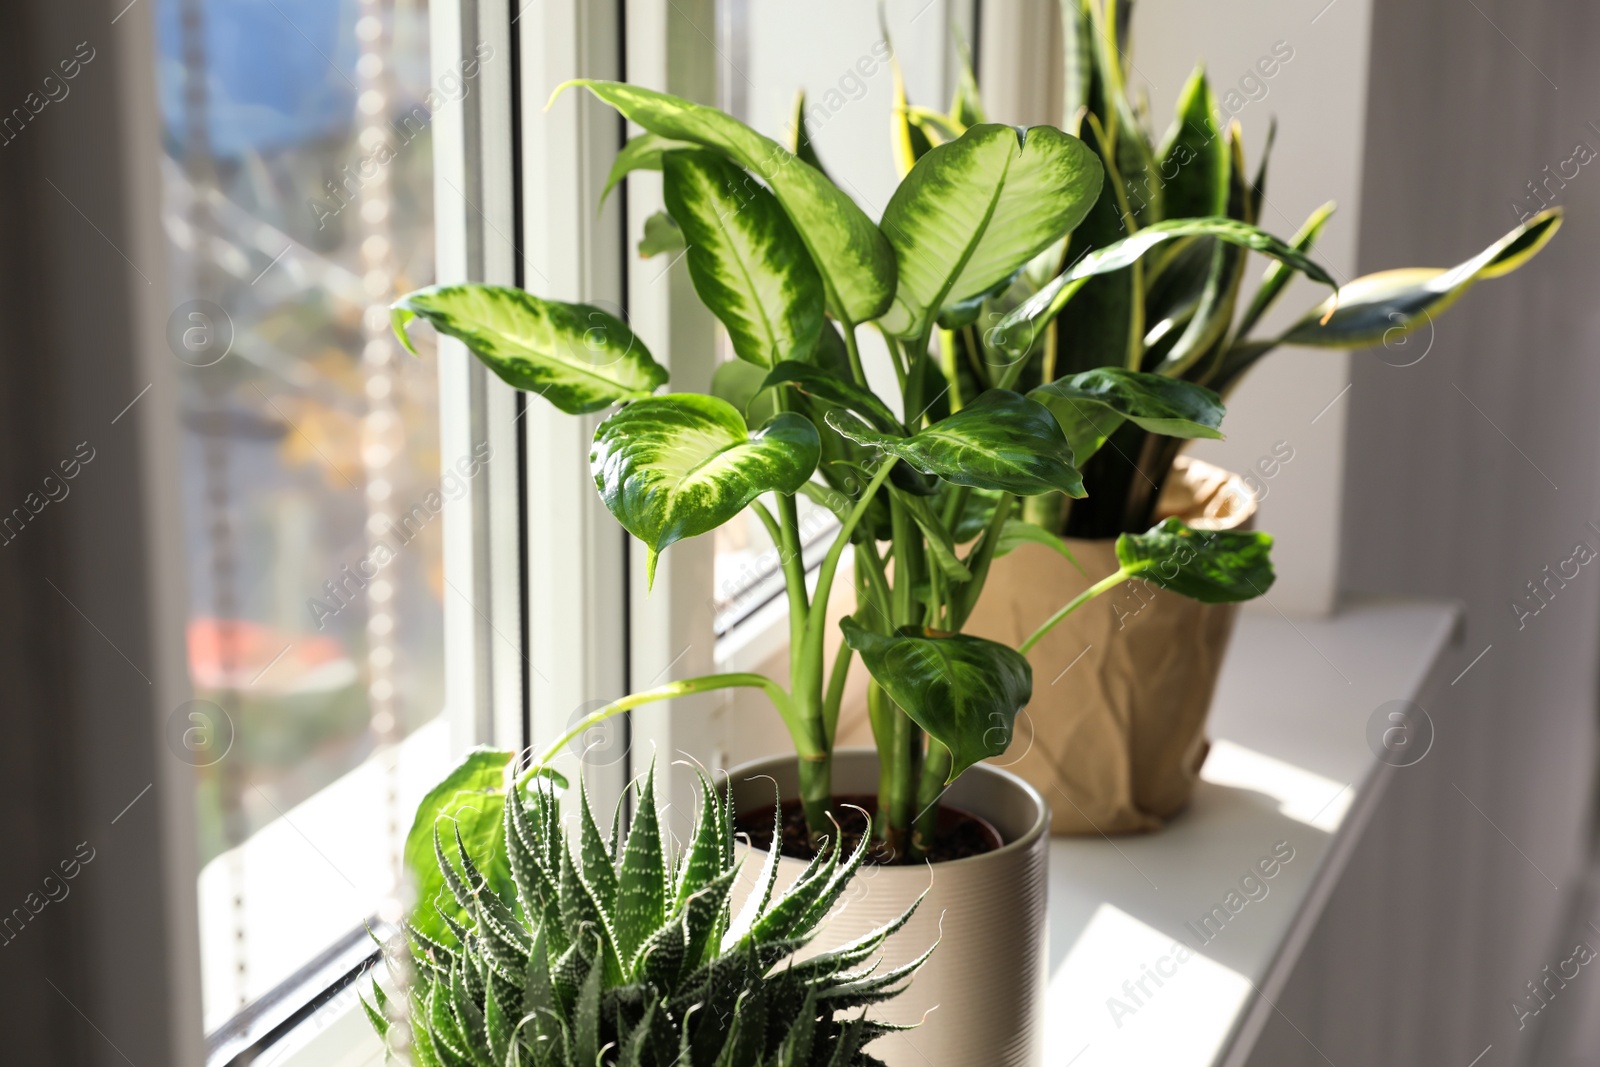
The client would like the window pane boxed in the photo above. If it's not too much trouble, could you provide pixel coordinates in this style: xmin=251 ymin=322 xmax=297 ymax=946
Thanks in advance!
xmin=153 ymin=0 xmax=449 ymax=1032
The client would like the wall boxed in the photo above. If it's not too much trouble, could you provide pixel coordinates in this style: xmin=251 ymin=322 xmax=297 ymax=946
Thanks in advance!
xmin=1249 ymin=0 xmax=1600 ymax=1062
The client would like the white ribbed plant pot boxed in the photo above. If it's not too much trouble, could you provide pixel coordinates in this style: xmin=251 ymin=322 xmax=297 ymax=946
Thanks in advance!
xmin=726 ymin=748 xmax=1049 ymax=1067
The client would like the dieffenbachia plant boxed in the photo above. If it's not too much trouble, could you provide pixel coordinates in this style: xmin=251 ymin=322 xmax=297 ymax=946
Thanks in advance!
xmin=955 ymin=0 xmax=1562 ymax=538
xmin=368 ymin=750 xmax=924 ymax=1065
xmin=391 ymin=72 xmax=1297 ymax=859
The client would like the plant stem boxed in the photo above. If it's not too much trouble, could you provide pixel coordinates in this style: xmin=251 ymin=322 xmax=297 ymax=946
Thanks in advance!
xmin=840 ymin=319 xmax=869 ymax=388
xmin=774 ymin=492 xmax=810 ymax=669
xmin=1018 ymin=567 xmax=1132 ymax=655
xmin=521 ymin=672 xmax=800 ymax=783
xmin=822 ymin=643 xmax=853 ymax=749
xmin=938 ymin=329 xmax=964 ymax=412
xmin=908 ymin=741 xmax=953 ymax=860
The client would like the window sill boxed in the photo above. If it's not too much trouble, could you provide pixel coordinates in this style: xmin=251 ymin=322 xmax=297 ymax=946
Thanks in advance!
xmin=1041 ymin=596 xmax=1462 ymax=1065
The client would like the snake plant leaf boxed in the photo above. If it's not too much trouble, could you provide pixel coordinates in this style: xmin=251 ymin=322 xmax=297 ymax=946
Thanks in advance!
xmin=760 ymin=360 xmax=901 ymax=432
xmin=1236 ymin=200 xmax=1335 ymax=339
xmin=1283 ymin=206 xmax=1563 ymax=348
xmin=1045 ymin=111 xmax=1139 ymax=376
xmin=662 ymin=149 xmax=825 ymax=368
xmin=403 ymin=747 xmax=514 ymax=944
xmin=590 ymin=395 xmax=820 ymax=587
xmin=1156 ymin=65 xmax=1229 ymax=221
xmin=826 ymin=390 xmax=1084 ymax=497
xmin=1116 ymin=517 xmax=1275 ymax=603
xmin=603 ymin=132 xmax=696 ymax=206
xmin=1060 ymin=0 xmax=1093 ymax=126
xmin=392 ymin=285 xmax=668 ymax=414
xmin=839 ymin=618 xmax=1033 ymax=781
xmin=1029 ymin=368 xmax=1224 ymax=463
xmin=787 ymin=91 xmax=829 ymax=178
xmin=877 ymin=123 xmax=1103 ymax=339
xmin=553 ymin=80 xmax=896 ymax=324
xmin=1156 ymin=127 xmax=1252 ymax=375
xmin=637 ymin=210 xmax=686 ymax=258
xmin=994 ymin=217 xmax=1339 ymax=357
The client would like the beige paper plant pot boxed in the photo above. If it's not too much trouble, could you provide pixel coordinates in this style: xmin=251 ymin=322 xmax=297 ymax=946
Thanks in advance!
xmin=726 ymin=749 xmax=1050 ymax=1067
xmin=964 ymin=456 xmax=1258 ymax=836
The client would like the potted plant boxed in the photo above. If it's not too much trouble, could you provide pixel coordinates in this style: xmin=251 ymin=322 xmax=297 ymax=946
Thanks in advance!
xmin=380 ymin=14 xmax=1555 ymax=1049
xmin=363 ymin=749 xmax=926 ymax=1064
xmin=850 ymin=1 xmax=1563 ymax=834
xmin=390 ymin=61 xmax=1313 ymax=1059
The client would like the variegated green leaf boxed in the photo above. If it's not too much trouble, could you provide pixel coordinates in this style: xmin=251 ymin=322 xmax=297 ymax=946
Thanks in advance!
xmin=661 ymin=149 xmax=824 ymax=367
xmin=993 ymin=217 xmax=1339 ymax=357
xmin=877 ymin=123 xmax=1102 ymax=338
xmin=553 ymin=80 xmax=896 ymax=324
xmin=1028 ymin=368 xmax=1224 ymax=463
xmin=1117 ymin=517 xmax=1275 ymax=603
xmin=826 ymin=389 xmax=1083 ymax=497
xmin=839 ymin=618 xmax=1032 ymax=781
xmin=1283 ymin=207 xmax=1562 ymax=348
xmin=392 ymin=285 xmax=667 ymax=414
xmin=590 ymin=395 xmax=820 ymax=587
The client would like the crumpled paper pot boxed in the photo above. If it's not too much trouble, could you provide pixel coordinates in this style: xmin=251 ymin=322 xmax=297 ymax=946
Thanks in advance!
xmin=965 ymin=456 xmax=1258 ymax=835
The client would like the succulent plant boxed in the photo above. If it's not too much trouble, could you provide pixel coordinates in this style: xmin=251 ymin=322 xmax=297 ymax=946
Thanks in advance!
xmin=363 ymin=764 xmax=926 ymax=1066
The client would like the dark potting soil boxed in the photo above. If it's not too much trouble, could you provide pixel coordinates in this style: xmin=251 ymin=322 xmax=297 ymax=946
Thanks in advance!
xmin=732 ymin=793 xmax=1003 ymax=865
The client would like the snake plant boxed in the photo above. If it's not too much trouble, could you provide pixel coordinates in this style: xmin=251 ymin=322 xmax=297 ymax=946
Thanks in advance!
xmin=387 ymin=4 xmax=1556 ymax=859
xmin=365 ymin=751 xmax=924 ymax=1066
xmin=977 ymin=0 xmax=1563 ymax=537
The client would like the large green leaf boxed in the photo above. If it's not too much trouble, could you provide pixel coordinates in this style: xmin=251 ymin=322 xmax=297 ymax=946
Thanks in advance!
xmin=637 ymin=210 xmax=686 ymax=259
xmin=994 ymin=217 xmax=1338 ymax=357
xmin=553 ymin=80 xmax=895 ymax=324
xmin=403 ymin=747 xmax=514 ymax=943
xmin=877 ymin=123 xmax=1102 ymax=338
xmin=826 ymin=389 xmax=1084 ymax=497
xmin=1156 ymin=66 xmax=1228 ymax=221
xmin=1029 ymin=368 xmax=1224 ymax=463
xmin=661 ymin=149 xmax=824 ymax=368
xmin=839 ymin=618 xmax=1032 ymax=781
xmin=1283 ymin=207 xmax=1562 ymax=348
xmin=392 ymin=285 xmax=667 ymax=414
xmin=1116 ymin=517 xmax=1274 ymax=603
xmin=590 ymin=394 xmax=820 ymax=586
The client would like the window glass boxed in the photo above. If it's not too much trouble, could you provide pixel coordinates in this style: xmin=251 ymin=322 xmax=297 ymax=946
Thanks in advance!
xmin=708 ymin=1 xmax=962 ymax=635
xmin=153 ymin=0 xmax=450 ymax=1032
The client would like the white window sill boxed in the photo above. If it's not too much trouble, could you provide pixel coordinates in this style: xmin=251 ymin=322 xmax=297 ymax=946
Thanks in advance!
xmin=259 ymin=596 xmax=1459 ymax=1067
xmin=1042 ymin=596 xmax=1462 ymax=1066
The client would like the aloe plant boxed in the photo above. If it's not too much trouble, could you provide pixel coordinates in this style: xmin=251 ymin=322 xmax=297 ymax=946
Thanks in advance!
xmin=365 ymin=751 xmax=925 ymax=1066
xmin=388 ymin=5 xmax=1556 ymax=859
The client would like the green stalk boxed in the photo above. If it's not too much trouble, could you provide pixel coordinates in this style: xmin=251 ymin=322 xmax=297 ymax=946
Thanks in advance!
xmin=521 ymin=672 xmax=800 ymax=785
xmin=840 ymin=319 xmax=870 ymax=388
xmin=908 ymin=741 xmax=953 ymax=860
xmin=822 ymin=643 xmax=853 ymax=749
xmin=791 ymin=458 xmax=899 ymax=839
xmin=774 ymin=493 xmax=810 ymax=664
xmin=938 ymin=328 xmax=964 ymax=412
xmin=1019 ymin=567 xmax=1132 ymax=655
